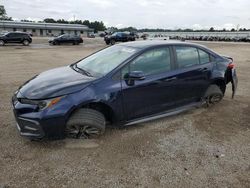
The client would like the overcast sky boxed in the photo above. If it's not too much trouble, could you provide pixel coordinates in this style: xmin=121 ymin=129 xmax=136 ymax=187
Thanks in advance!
xmin=2 ymin=0 xmax=250 ymax=29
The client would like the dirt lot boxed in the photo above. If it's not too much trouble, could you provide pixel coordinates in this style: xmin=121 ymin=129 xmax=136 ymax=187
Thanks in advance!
xmin=0 ymin=38 xmax=249 ymax=188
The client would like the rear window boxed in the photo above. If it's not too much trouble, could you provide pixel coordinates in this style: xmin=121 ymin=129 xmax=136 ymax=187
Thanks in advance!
xmin=176 ymin=46 xmax=199 ymax=68
xmin=198 ymin=49 xmax=210 ymax=64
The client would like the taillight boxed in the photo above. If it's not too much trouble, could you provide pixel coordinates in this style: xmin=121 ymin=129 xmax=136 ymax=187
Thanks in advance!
xmin=228 ymin=63 xmax=235 ymax=69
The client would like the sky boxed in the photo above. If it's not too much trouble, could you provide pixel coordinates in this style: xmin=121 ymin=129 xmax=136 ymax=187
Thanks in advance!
xmin=1 ymin=0 xmax=250 ymax=30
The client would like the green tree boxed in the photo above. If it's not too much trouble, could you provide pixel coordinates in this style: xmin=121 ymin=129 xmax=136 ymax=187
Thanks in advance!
xmin=43 ymin=18 xmax=56 ymax=23
xmin=57 ymin=19 xmax=68 ymax=24
xmin=0 ymin=5 xmax=12 ymax=20
xmin=89 ymin=21 xmax=106 ymax=33
xmin=209 ymin=27 xmax=215 ymax=32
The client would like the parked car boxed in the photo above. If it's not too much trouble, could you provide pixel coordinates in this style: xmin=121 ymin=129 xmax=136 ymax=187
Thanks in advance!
xmin=88 ymin=33 xmax=95 ymax=38
xmin=147 ymin=34 xmax=169 ymax=41
xmin=12 ymin=41 xmax=237 ymax=140
xmin=104 ymin=32 xmax=136 ymax=45
xmin=129 ymin=32 xmax=139 ymax=39
xmin=48 ymin=34 xmax=83 ymax=45
xmin=141 ymin=33 xmax=149 ymax=40
xmin=99 ymin=32 xmax=106 ymax=37
xmin=0 ymin=32 xmax=32 ymax=46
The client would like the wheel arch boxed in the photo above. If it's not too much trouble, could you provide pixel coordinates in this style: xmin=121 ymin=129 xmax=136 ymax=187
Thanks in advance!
xmin=210 ymin=78 xmax=226 ymax=94
xmin=67 ymin=101 xmax=116 ymax=125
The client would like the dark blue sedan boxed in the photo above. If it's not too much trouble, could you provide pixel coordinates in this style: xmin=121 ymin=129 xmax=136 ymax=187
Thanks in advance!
xmin=12 ymin=41 xmax=237 ymax=140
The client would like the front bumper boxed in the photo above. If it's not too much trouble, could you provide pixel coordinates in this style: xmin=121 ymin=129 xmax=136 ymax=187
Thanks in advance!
xmin=15 ymin=116 xmax=45 ymax=139
xmin=12 ymin=92 xmax=68 ymax=140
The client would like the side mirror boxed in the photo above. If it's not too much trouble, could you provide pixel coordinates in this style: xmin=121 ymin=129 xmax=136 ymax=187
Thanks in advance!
xmin=124 ymin=71 xmax=145 ymax=86
xmin=127 ymin=71 xmax=145 ymax=80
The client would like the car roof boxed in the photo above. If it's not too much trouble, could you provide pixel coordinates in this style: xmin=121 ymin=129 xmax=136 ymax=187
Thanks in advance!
xmin=118 ymin=40 xmax=207 ymax=49
xmin=8 ymin=31 xmax=29 ymax=35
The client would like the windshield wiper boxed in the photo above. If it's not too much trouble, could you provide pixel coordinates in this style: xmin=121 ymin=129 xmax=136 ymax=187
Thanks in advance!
xmin=73 ymin=64 xmax=93 ymax=77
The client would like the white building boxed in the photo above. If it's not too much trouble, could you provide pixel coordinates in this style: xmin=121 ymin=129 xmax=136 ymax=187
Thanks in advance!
xmin=0 ymin=21 xmax=93 ymax=36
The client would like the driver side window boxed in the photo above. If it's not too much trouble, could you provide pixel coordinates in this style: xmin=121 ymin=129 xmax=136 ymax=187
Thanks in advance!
xmin=127 ymin=47 xmax=171 ymax=76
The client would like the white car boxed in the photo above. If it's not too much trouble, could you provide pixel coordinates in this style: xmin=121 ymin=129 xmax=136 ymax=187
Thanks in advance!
xmin=147 ymin=34 xmax=169 ymax=41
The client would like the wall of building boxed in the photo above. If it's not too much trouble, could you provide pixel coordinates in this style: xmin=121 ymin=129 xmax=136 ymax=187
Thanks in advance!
xmin=0 ymin=21 xmax=92 ymax=37
xmin=0 ymin=27 xmax=87 ymax=37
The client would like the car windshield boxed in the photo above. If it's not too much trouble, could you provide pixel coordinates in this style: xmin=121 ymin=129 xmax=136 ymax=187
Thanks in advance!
xmin=76 ymin=45 xmax=138 ymax=77
xmin=112 ymin=32 xmax=119 ymax=36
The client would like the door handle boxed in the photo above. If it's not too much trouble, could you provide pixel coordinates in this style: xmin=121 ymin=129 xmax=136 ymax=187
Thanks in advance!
xmin=165 ymin=77 xmax=177 ymax=82
xmin=199 ymin=67 xmax=208 ymax=72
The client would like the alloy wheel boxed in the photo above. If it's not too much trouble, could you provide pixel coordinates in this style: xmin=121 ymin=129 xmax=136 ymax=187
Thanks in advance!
xmin=66 ymin=124 xmax=101 ymax=139
xmin=0 ymin=40 xmax=4 ymax=46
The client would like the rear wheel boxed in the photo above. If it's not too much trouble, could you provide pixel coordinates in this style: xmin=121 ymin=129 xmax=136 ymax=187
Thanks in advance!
xmin=23 ymin=40 xmax=30 ymax=46
xmin=65 ymin=109 xmax=105 ymax=139
xmin=0 ymin=40 xmax=4 ymax=46
xmin=203 ymin=85 xmax=223 ymax=107
xmin=110 ymin=39 xmax=116 ymax=45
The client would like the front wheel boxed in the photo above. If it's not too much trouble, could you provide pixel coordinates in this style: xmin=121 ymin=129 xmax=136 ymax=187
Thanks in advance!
xmin=203 ymin=85 xmax=223 ymax=107
xmin=65 ymin=109 xmax=105 ymax=139
xmin=23 ymin=40 xmax=30 ymax=46
xmin=110 ymin=39 xmax=116 ymax=45
xmin=0 ymin=40 xmax=5 ymax=46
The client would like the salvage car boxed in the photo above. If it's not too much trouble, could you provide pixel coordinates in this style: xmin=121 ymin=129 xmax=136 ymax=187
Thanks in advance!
xmin=0 ymin=31 xmax=32 ymax=46
xmin=49 ymin=34 xmax=83 ymax=45
xmin=12 ymin=41 xmax=237 ymax=140
xmin=104 ymin=32 xmax=136 ymax=45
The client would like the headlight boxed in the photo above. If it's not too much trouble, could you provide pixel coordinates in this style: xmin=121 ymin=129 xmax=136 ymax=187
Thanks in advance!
xmin=37 ymin=97 xmax=62 ymax=110
xmin=19 ymin=97 xmax=63 ymax=111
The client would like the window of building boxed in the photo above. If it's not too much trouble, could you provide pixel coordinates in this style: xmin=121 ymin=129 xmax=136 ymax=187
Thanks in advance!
xmin=23 ymin=28 xmax=27 ymax=32
xmin=80 ymin=31 xmax=83 ymax=34
xmin=175 ymin=46 xmax=199 ymax=68
xmin=48 ymin=30 xmax=52 ymax=33
xmin=13 ymin=28 xmax=16 ymax=31
xmin=32 ymin=29 xmax=36 ymax=32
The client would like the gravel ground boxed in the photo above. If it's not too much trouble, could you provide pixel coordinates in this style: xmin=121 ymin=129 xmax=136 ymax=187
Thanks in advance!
xmin=0 ymin=38 xmax=249 ymax=188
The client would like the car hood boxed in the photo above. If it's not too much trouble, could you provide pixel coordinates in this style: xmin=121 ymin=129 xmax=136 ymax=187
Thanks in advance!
xmin=105 ymin=35 xmax=112 ymax=39
xmin=19 ymin=66 xmax=96 ymax=99
xmin=48 ymin=38 xmax=57 ymax=42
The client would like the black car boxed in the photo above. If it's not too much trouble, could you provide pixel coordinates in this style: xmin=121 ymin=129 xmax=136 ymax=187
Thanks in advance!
xmin=0 ymin=32 xmax=32 ymax=46
xmin=104 ymin=32 xmax=136 ymax=45
xmin=12 ymin=41 xmax=237 ymax=140
xmin=49 ymin=34 xmax=83 ymax=45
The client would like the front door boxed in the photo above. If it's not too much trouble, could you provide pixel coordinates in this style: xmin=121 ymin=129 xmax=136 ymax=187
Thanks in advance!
xmin=121 ymin=46 xmax=178 ymax=121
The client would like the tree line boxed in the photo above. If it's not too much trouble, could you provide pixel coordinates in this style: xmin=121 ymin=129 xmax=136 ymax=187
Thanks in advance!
xmin=109 ymin=26 xmax=250 ymax=33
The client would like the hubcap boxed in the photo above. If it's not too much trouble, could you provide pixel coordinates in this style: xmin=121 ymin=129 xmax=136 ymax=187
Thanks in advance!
xmin=209 ymin=94 xmax=222 ymax=104
xmin=66 ymin=124 xmax=101 ymax=139
xmin=0 ymin=41 xmax=4 ymax=45
xmin=24 ymin=40 xmax=29 ymax=45
xmin=204 ymin=94 xmax=223 ymax=107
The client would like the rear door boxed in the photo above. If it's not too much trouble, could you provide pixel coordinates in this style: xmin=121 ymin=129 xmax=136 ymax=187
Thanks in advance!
xmin=6 ymin=33 xmax=20 ymax=43
xmin=171 ymin=46 xmax=212 ymax=106
xmin=59 ymin=35 xmax=68 ymax=43
xmin=121 ymin=46 xmax=178 ymax=121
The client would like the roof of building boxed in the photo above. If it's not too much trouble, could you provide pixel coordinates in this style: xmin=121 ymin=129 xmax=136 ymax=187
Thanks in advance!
xmin=0 ymin=20 xmax=93 ymax=31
